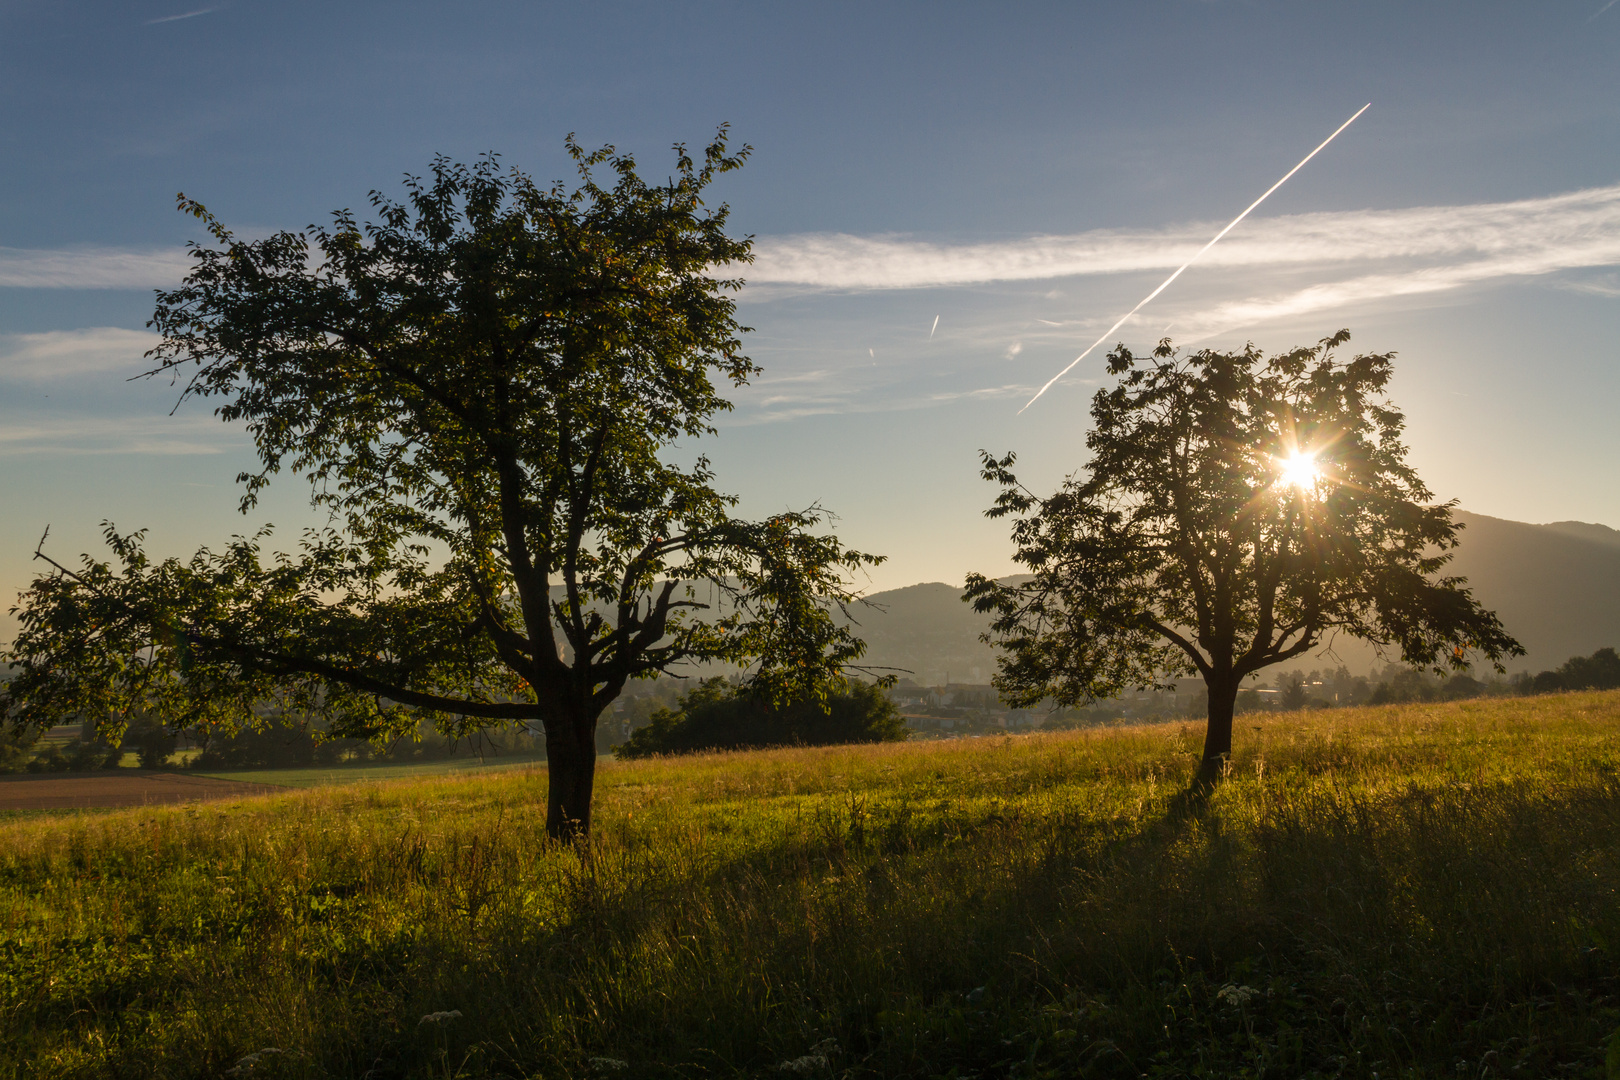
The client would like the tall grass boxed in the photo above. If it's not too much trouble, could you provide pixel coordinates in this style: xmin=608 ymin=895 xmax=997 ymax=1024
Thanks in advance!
xmin=4 ymin=692 xmax=1620 ymax=1078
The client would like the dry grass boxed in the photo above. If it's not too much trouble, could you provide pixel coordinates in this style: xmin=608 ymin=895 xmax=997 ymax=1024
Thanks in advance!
xmin=3 ymin=692 xmax=1620 ymax=1078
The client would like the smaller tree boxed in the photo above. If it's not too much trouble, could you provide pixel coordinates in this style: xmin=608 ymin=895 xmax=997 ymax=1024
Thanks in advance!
xmin=966 ymin=332 xmax=1521 ymax=789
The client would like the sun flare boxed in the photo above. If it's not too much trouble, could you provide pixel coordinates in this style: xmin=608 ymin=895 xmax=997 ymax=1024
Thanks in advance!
xmin=1277 ymin=451 xmax=1320 ymax=490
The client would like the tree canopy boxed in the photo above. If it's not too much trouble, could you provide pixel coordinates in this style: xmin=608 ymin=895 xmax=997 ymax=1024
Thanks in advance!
xmin=966 ymin=332 xmax=1521 ymax=786
xmin=1 ymin=132 xmax=885 ymax=837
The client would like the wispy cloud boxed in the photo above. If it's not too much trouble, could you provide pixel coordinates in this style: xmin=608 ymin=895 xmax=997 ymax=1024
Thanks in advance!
xmin=0 ymin=247 xmax=190 ymax=289
xmin=728 ymin=350 xmax=1045 ymax=423
xmin=747 ymin=184 xmax=1620 ymax=299
xmin=922 ymin=383 xmax=1035 ymax=406
xmin=1562 ymin=273 xmax=1620 ymax=298
xmin=147 ymin=7 xmax=218 ymax=24
xmin=729 ymin=383 xmax=1036 ymax=425
xmin=1168 ymin=236 xmax=1620 ymax=339
xmin=0 ymin=328 xmax=162 ymax=380
xmin=17 ymin=184 xmax=1616 ymax=426
xmin=0 ymin=414 xmax=232 ymax=456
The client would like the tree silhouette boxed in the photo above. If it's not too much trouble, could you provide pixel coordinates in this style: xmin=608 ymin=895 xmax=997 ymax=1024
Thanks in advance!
xmin=966 ymin=333 xmax=1521 ymax=790
xmin=2 ymin=132 xmax=884 ymax=837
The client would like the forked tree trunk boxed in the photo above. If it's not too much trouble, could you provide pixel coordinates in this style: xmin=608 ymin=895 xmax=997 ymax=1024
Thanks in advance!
xmin=543 ymin=704 xmax=598 ymax=840
xmin=1193 ymin=673 xmax=1240 ymax=794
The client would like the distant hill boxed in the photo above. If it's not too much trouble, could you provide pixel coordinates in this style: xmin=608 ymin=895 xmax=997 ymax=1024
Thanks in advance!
xmin=1442 ymin=511 xmax=1620 ymax=672
xmin=843 ymin=581 xmax=1007 ymax=686
xmin=1540 ymin=520 xmax=1620 ymax=549
xmin=849 ymin=511 xmax=1620 ymax=684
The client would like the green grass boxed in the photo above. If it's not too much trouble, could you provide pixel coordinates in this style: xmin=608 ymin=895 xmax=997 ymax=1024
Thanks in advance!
xmin=4 ymin=692 xmax=1620 ymax=1078
xmin=191 ymin=753 xmax=549 ymax=789
xmin=0 ymin=806 xmax=121 ymax=823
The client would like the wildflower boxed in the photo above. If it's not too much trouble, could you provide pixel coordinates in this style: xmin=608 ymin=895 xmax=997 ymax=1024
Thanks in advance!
xmin=419 ymin=1010 xmax=462 ymax=1024
xmin=1217 ymin=983 xmax=1257 ymax=1007
xmin=223 ymin=1048 xmax=284 ymax=1077
xmin=589 ymin=1058 xmax=630 ymax=1072
xmin=777 ymin=1039 xmax=838 ymax=1075
xmin=776 ymin=1055 xmax=828 ymax=1075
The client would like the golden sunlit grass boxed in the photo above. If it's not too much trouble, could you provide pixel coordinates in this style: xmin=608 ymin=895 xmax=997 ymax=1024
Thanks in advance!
xmin=4 ymin=692 xmax=1620 ymax=1078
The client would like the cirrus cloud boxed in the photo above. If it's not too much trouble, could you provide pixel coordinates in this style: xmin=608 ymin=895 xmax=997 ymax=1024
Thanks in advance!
xmin=0 ymin=246 xmax=191 ymax=289
xmin=0 ymin=414 xmax=231 ymax=456
xmin=747 ymin=185 xmax=1620 ymax=293
xmin=0 ymin=328 xmax=162 ymax=380
xmin=745 ymin=184 xmax=1620 ymax=346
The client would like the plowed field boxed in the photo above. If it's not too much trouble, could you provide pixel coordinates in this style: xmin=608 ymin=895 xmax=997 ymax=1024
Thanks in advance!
xmin=0 ymin=771 xmax=281 ymax=810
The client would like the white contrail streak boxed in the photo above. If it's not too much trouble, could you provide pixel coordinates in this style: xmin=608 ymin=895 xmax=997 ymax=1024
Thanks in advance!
xmin=1019 ymin=103 xmax=1371 ymax=414
xmin=930 ymin=315 xmax=940 ymax=339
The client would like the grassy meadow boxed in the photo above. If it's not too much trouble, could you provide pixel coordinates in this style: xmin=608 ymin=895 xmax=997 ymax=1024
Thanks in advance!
xmin=4 ymin=693 xmax=1620 ymax=1079
xmin=189 ymin=754 xmax=550 ymax=790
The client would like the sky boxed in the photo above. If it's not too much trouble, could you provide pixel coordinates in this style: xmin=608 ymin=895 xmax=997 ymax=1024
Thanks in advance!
xmin=2 ymin=0 xmax=1619 ymax=640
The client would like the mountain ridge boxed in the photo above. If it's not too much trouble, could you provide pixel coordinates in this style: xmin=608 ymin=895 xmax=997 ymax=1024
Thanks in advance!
xmin=849 ymin=511 xmax=1620 ymax=683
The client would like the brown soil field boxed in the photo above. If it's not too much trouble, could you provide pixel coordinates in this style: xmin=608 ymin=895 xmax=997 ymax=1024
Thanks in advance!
xmin=0 ymin=771 xmax=282 ymax=811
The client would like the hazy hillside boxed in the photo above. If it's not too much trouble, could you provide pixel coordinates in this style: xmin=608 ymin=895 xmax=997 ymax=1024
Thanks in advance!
xmin=851 ymin=511 xmax=1620 ymax=683
xmin=1541 ymin=520 xmax=1620 ymax=549
xmin=1443 ymin=511 xmax=1620 ymax=671
xmin=843 ymin=581 xmax=1006 ymax=686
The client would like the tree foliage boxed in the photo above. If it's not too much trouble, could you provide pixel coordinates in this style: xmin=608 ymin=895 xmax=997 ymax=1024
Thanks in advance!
xmin=614 ymin=678 xmax=907 ymax=759
xmin=1 ymin=132 xmax=885 ymax=835
xmin=1521 ymin=647 xmax=1620 ymax=694
xmin=966 ymin=333 xmax=1521 ymax=780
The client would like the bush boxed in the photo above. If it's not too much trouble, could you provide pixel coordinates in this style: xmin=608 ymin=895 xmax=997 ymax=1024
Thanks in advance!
xmin=615 ymin=679 xmax=907 ymax=759
xmin=2 ymin=725 xmax=119 ymax=774
xmin=187 ymin=715 xmax=523 ymax=770
xmin=24 ymin=743 xmax=69 ymax=773
xmin=1514 ymin=648 xmax=1620 ymax=696
xmin=1560 ymin=646 xmax=1620 ymax=690
xmin=1531 ymin=670 xmax=1567 ymax=694
xmin=123 ymin=716 xmax=178 ymax=770
xmin=1441 ymin=673 xmax=1483 ymax=700
xmin=63 ymin=738 xmax=123 ymax=771
xmin=0 ymin=727 xmax=35 ymax=774
xmin=190 ymin=717 xmax=319 ymax=770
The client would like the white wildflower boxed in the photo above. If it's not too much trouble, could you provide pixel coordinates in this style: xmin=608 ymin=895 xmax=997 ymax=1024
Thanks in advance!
xmin=777 ymin=1039 xmax=838 ymax=1074
xmin=589 ymin=1058 xmax=630 ymax=1072
xmin=223 ymin=1048 xmax=283 ymax=1077
xmin=1217 ymin=983 xmax=1257 ymax=1007
xmin=419 ymin=1010 xmax=463 ymax=1024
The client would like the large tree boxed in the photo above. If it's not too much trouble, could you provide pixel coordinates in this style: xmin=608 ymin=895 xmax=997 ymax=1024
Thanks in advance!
xmin=966 ymin=333 xmax=1521 ymax=789
xmin=1 ymin=132 xmax=885 ymax=837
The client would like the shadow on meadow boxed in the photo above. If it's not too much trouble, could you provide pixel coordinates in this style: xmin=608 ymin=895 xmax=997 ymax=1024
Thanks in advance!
xmin=5 ymin=696 xmax=1620 ymax=1078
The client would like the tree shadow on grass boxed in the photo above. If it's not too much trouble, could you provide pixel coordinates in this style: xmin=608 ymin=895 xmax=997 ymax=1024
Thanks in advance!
xmin=10 ymin=772 xmax=1620 ymax=1079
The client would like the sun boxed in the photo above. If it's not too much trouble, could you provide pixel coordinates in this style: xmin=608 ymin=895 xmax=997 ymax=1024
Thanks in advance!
xmin=1277 ymin=450 xmax=1320 ymax=490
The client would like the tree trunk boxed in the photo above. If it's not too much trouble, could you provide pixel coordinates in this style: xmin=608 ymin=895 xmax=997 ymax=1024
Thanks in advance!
xmin=544 ymin=704 xmax=598 ymax=840
xmin=1193 ymin=674 xmax=1239 ymax=794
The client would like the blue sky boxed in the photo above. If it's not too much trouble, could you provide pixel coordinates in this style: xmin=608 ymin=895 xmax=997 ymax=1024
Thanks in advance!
xmin=3 ymin=0 xmax=1619 ymax=638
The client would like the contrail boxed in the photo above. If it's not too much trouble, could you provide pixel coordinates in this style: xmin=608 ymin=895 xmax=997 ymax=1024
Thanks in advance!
xmin=1019 ymin=103 xmax=1371 ymax=414
xmin=930 ymin=315 xmax=940 ymax=339
xmin=1591 ymin=0 xmax=1619 ymax=20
